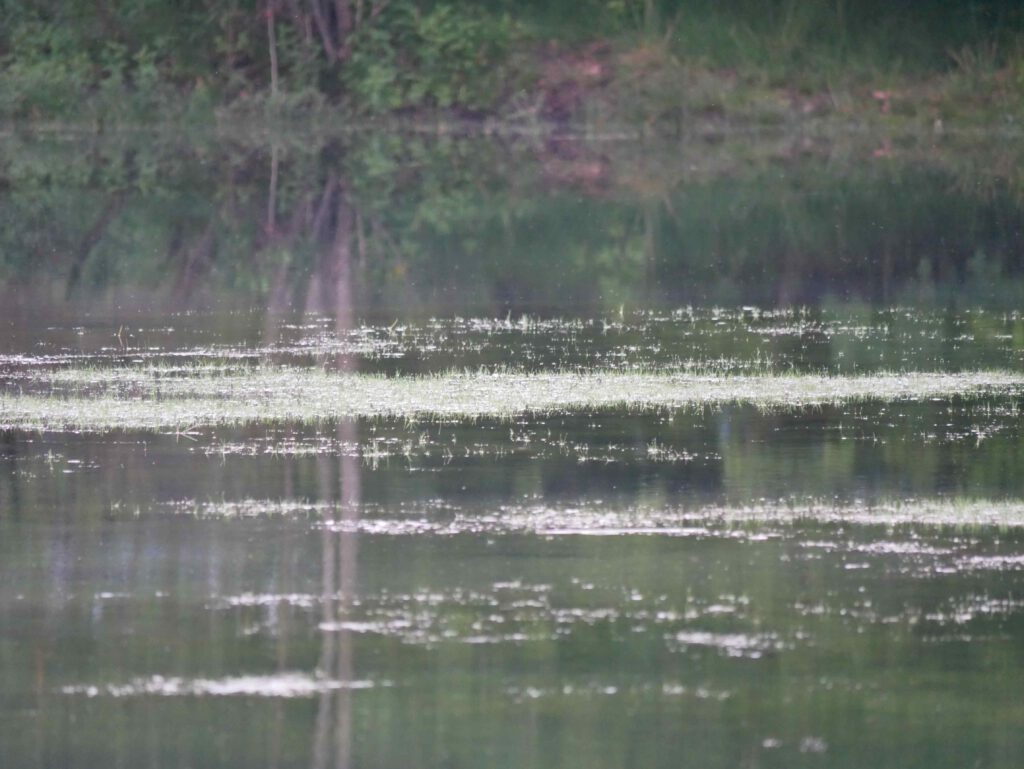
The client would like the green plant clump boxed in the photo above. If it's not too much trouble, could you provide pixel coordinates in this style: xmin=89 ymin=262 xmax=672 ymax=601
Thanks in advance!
xmin=345 ymin=2 xmax=510 ymax=111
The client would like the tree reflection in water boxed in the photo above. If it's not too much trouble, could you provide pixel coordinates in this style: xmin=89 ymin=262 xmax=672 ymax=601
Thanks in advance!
xmin=310 ymin=176 xmax=360 ymax=769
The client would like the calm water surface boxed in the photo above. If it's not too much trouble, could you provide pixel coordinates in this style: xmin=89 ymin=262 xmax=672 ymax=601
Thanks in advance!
xmin=2 ymin=132 xmax=1024 ymax=768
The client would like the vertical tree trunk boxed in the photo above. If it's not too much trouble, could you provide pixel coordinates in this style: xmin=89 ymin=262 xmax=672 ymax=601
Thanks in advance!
xmin=267 ymin=1 xmax=280 ymax=96
xmin=311 ymin=0 xmax=339 ymax=62
xmin=334 ymin=0 xmax=354 ymax=59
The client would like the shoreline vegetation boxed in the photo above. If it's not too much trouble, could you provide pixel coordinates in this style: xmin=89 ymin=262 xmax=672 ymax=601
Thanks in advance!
xmin=2 ymin=2 xmax=1024 ymax=135
xmin=4 ymin=4 xmax=1024 ymax=320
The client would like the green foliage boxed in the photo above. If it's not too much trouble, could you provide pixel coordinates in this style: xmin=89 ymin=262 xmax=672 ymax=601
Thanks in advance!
xmin=0 ymin=0 xmax=1022 ymax=123
xmin=0 ymin=0 xmax=514 ymax=119
xmin=344 ymin=1 xmax=509 ymax=110
xmin=0 ymin=21 xmax=92 ymax=117
xmin=0 ymin=2 xmax=207 ymax=119
xmin=659 ymin=0 xmax=1024 ymax=86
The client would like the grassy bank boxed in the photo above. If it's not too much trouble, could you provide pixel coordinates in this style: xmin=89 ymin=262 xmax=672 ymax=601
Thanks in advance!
xmin=2 ymin=1 xmax=1024 ymax=132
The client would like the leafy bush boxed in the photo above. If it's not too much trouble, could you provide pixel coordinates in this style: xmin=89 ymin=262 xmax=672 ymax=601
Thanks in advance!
xmin=0 ymin=22 xmax=93 ymax=118
xmin=344 ymin=1 xmax=509 ymax=111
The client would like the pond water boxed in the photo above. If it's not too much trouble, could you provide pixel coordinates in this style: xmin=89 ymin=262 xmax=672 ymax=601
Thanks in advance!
xmin=2 ymin=130 xmax=1024 ymax=768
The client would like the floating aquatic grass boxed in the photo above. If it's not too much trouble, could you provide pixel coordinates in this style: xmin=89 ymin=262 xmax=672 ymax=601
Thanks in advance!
xmin=2 ymin=366 xmax=1022 ymax=432
xmin=168 ymin=497 xmax=1024 ymax=531
xmin=61 ymin=674 xmax=381 ymax=699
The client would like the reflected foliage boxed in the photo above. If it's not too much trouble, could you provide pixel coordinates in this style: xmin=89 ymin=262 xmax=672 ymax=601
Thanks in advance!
xmin=2 ymin=133 xmax=1024 ymax=314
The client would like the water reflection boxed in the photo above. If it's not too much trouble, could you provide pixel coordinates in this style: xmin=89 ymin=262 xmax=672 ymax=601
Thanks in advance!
xmin=312 ymin=471 xmax=358 ymax=769
xmin=311 ymin=180 xmax=360 ymax=769
xmin=2 ymin=134 xmax=1024 ymax=325
xmin=3 ymin=131 xmax=1024 ymax=769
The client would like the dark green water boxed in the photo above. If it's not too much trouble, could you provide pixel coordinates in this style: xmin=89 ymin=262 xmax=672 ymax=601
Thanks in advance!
xmin=2 ymin=131 xmax=1024 ymax=768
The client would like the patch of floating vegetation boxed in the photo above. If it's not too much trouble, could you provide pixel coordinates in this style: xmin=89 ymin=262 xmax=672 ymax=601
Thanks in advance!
xmin=204 ymin=436 xmax=365 ymax=458
xmin=198 ymin=563 xmax=1018 ymax=656
xmin=165 ymin=497 xmax=1024 ymax=531
xmin=2 ymin=366 xmax=1023 ymax=431
xmin=505 ymin=682 xmax=732 ymax=702
xmin=666 ymin=631 xmax=788 ymax=658
xmin=307 ymin=582 xmax=789 ymax=652
xmin=923 ymin=596 xmax=1024 ymax=625
xmin=198 ymin=431 xmax=717 ymax=466
xmin=60 ymin=673 xmax=382 ymax=699
xmin=218 ymin=592 xmax=319 ymax=609
xmin=11 ymin=308 xmax=1024 ymax=381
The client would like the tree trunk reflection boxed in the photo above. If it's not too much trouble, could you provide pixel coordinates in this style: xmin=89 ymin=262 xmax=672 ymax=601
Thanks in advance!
xmin=311 ymin=176 xmax=360 ymax=769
